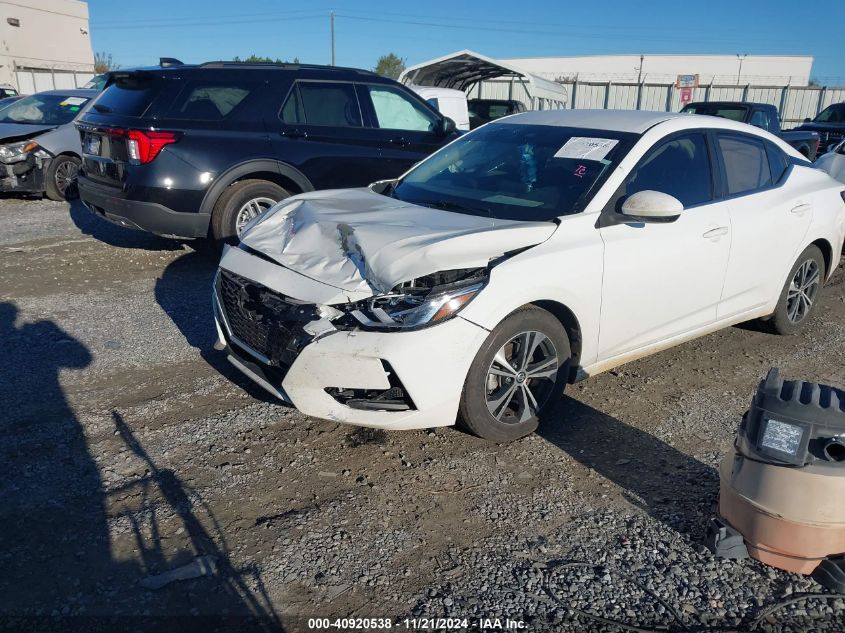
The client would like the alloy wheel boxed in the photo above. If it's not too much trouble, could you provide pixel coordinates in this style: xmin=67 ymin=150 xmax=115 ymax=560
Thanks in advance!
xmin=235 ymin=197 xmax=276 ymax=236
xmin=485 ymin=330 xmax=558 ymax=424
xmin=54 ymin=160 xmax=79 ymax=197
xmin=786 ymin=259 xmax=820 ymax=324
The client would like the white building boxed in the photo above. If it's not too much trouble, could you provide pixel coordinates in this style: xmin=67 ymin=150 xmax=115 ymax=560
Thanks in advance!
xmin=501 ymin=54 xmax=815 ymax=87
xmin=0 ymin=0 xmax=95 ymax=93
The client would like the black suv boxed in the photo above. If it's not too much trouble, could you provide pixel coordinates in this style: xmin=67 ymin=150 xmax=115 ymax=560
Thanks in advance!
xmin=76 ymin=61 xmax=459 ymax=240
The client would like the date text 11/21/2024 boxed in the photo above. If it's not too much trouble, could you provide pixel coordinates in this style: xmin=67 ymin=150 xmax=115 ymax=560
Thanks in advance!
xmin=306 ymin=617 xmax=528 ymax=630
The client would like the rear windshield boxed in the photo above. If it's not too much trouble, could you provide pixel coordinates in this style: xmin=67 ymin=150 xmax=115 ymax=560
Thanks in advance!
xmin=92 ymin=74 xmax=160 ymax=117
xmin=0 ymin=94 xmax=89 ymax=125
xmin=682 ymin=104 xmax=748 ymax=122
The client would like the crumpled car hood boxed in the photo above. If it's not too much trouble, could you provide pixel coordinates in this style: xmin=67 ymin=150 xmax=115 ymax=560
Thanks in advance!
xmin=239 ymin=188 xmax=557 ymax=296
xmin=0 ymin=123 xmax=56 ymax=143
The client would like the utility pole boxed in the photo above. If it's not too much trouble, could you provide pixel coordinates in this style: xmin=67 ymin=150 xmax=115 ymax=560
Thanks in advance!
xmin=736 ymin=53 xmax=747 ymax=85
xmin=636 ymin=54 xmax=644 ymax=85
xmin=330 ymin=11 xmax=335 ymax=66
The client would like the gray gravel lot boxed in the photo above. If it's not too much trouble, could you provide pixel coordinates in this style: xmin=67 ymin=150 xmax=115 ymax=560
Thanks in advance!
xmin=1 ymin=196 xmax=844 ymax=632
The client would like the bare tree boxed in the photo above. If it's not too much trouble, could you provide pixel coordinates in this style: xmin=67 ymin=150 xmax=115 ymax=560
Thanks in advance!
xmin=93 ymin=52 xmax=119 ymax=74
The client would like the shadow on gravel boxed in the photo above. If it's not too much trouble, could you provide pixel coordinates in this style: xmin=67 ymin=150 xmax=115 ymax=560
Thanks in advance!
xmin=68 ymin=199 xmax=187 ymax=251
xmin=154 ymin=249 xmax=278 ymax=403
xmin=538 ymin=396 xmax=719 ymax=537
xmin=0 ymin=302 xmax=283 ymax=631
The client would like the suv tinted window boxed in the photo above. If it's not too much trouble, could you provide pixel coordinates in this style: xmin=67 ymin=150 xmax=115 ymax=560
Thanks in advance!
xmin=281 ymin=81 xmax=362 ymax=127
xmin=93 ymin=74 xmax=160 ymax=117
xmin=718 ymin=134 xmax=772 ymax=195
xmin=625 ymin=133 xmax=713 ymax=207
xmin=365 ymin=84 xmax=438 ymax=131
xmin=168 ymin=83 xmax=252 ymax=120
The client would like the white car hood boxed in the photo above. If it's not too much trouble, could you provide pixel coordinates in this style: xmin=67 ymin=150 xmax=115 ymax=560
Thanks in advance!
xmin=239 ymin=188 xmax=557 ymax=297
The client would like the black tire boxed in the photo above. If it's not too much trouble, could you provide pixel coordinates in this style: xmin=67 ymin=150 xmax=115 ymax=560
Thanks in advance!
xmin=210 ymin=179 xmax=290 ymax=243
xmin=458 ymin=306 xmax=570 ymax=442
xmin=767 ymin=245 xmax=826 ymax=335
xmin=45 ymin=155 xmax=81 ymax=201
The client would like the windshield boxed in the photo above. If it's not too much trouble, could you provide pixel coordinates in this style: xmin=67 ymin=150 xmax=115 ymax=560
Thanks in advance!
xmin=815 ymin=104 xmax=845 ymax=124
xmin=0 ymin=94 xmax=90 ymax=125
xmin=682 ymin=104 xmax=748 ymax=122
xmin=390 ymin=123 xmax=636 ymax=221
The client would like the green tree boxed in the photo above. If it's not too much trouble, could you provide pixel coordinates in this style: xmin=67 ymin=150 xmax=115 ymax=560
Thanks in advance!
xmin=373 ymin=53 xmax=406 ymax=80
xmin=232 ymin=55 xmax=300 ymax=64
xmin=93 ymin=52 xmax=119 ymax=74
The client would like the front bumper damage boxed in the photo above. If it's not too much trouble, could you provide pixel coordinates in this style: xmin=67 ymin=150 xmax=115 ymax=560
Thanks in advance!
xmin=213 ymin=246 xmax=491 ymax=430
xmin=0 ymin=153 xmax=50 ymax=194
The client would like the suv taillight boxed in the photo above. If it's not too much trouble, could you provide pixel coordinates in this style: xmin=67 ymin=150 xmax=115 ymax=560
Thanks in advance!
xmin=126 ymin=130 xmax=181 ymax=164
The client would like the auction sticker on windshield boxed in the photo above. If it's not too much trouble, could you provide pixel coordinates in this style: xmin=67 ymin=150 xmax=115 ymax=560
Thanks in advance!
xmin=555 ymin=137 xmax=619 ymax=161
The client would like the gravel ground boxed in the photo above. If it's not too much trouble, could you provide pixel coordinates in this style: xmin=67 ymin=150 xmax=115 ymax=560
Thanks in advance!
xmin=1 ymin=196 xmax=844 ymax=632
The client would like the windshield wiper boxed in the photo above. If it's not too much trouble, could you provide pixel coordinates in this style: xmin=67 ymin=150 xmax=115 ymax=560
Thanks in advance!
xmin=418 ymin=199 xmax=492 ymax=217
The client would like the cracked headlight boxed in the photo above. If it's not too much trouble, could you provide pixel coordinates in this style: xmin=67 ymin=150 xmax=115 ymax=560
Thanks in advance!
xmin=0 ymin=140 xmax=49 ymax=163
xmin=349 ymin=270 xmax=487 ymax=330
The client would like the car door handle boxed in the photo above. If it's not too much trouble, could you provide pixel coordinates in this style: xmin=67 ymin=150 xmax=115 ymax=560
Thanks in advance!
xmin=389 ymin=137 xmax=409 ymax=146
xmin=702 ymin=227 xmax=729 ymax=239
xmin=790 ymin=203 xmax=811 ymax=215
xmin=280 ymin=129 xmax=307 ymax=139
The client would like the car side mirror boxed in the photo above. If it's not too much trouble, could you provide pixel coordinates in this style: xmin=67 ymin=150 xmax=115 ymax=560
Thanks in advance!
xmin=620 ymin=190 xmax=683 ymax=222
xmin=436 ymin=117 xmax=457 ymax=135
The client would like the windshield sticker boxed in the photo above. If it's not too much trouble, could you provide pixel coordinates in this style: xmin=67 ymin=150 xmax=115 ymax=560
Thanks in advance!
xmin=573 ymin=165 xmax=587 ymax=178
xmin=59 ymin=97 xmax=87 ymax=107
xmin=555 ymin=137 xmax=619 ymax=161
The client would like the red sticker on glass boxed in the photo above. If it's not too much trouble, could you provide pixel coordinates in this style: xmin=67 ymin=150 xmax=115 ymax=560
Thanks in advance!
xmin=574 ymin=165 xmax=587 ymax=178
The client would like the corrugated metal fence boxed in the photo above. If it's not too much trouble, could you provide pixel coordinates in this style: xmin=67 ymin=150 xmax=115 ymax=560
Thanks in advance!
xmin=14 ymin=69 xmax=95 ymax=94
xmin=559 ymin=81 xmax=845 ymax=130
xmin=478 ymin=79 xmax=845 ymax=129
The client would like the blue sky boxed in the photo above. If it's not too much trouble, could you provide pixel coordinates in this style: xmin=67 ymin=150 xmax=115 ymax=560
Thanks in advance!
xmin=88 ymin=0 xmax=845 ymax=83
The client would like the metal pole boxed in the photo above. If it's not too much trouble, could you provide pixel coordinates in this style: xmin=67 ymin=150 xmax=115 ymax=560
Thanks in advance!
xmin=736 ymin=54 xmax=747 ymax=85
xmin=330 ymin=11 xmax=335 ymax=66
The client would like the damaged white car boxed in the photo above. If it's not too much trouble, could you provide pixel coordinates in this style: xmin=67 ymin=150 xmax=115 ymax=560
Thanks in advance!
xmin=214 ymin=110 xmax=845 ymax=441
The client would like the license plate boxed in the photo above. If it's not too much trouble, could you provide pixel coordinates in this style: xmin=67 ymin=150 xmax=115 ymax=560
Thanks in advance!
xmin=84 ymin=135 xmax=101 ymax=156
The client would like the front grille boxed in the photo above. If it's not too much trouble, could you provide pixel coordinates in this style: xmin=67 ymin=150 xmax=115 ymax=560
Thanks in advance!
xmin=217 ymin=269 xmax=316 ymax=370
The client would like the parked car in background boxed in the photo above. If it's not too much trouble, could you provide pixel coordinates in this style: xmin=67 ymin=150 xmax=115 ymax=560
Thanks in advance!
xmin=82 ymin=74 xmax=109 ymax=91
xmin=76 ymin=60 xmax=459 ymax=241
xmin=817 ymin=138 xmax=845 ymax=185
xmin=214 ymin=110 xmax=845 ymax=441
xmin=0 ymin=89 xmax=96 ymax=200
xmin=409 ymin=86 xmax=469 ymax=131
xmin=795 ymin=103 xmax=845 ymax=156
xmin=0 ymin=85 xmax=19 ymax=99
xmin=468 ymin=98 xmax=526 ymax=129
xmin=681 ymin=101 xmax=820 ymax=160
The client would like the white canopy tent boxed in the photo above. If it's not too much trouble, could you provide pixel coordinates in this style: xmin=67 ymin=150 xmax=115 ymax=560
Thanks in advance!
xmin=400 ymin=50 xmax=568 ymax=111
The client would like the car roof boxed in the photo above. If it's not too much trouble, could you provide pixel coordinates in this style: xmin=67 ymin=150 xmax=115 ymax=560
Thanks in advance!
xmin=502 ymin=109 xmax=679 ymax=133
xmin=32 ymin=89 xmax=98 ymax=98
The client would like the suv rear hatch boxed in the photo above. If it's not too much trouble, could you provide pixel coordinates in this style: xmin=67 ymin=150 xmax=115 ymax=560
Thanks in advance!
xmin=77 ymin=71 xmax=175 ymax=187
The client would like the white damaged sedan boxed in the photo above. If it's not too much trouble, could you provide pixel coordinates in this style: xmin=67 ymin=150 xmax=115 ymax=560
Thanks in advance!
xmin=214 ymin=110 xmax=845 ymax=442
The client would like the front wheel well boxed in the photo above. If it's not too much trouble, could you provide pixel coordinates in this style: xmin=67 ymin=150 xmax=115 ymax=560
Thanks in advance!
xmin=529 ymin=300 xmax=583 ymax=383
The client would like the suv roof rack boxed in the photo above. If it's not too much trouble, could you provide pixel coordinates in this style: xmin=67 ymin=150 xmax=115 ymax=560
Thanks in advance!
xmin=197 ymin=60 xmax=377 ymax=76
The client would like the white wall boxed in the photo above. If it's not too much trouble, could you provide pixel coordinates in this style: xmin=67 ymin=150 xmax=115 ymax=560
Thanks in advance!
xmin=0 ymin=0 xmax=94 ymax=90
xmin=502 ymin=54 xmax=814 ymax=87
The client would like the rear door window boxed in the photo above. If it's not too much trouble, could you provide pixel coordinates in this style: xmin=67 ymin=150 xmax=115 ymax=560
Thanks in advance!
xmin=168 ymin=83 xmax=252 ymax=120
xmin=280 ymin=81 xmax=362 ymax=127
xmin=718 ymin=134 xmax=773 ymax=195
xmin=363 ymin=84 xmax=437 ymax=132
xmin=765 ymin=141 xmax=789 ymax=183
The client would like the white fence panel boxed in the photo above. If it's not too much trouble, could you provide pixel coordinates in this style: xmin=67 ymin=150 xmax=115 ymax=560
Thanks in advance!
xmin=782 ymin=88 xmax=821 ymax=128
xmin=33 ymin=72 xmax=54 ymax=92
xmin=15 ymin=71 xmax=34 ymax=94
xmin=74 ymin=72 xmax=94 ymax=87
xmin=53 ymin=72 xmax=76 ymax=89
